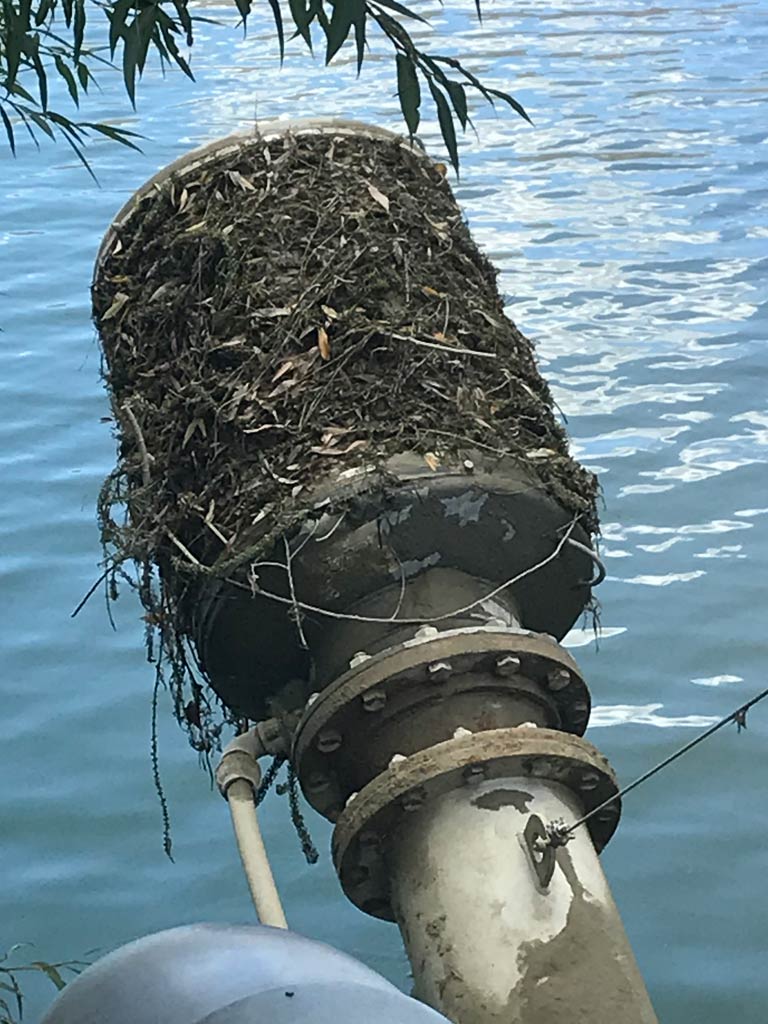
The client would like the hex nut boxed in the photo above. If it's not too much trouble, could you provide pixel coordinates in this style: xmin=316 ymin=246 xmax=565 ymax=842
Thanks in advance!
xmin=306 ymin=772 xmax=331 ymax=792
xmin=400 ymin=787 xmax=427 ymax=812
xmin=495 ymin=654 xmax=522 ymax=677
xmin=362 ymin=689 xmax=387 ymax=712
xmin=427 ymin=660 xmax=452 ymax=681
xmin=463 ymin=763 xmax=488 ymax=785
xmin=579 ymin=770 xmax=602 ymax=792
xmin=547 ymin=668 xmax=572 ymax=691
xmin=317 ymin=729 xmax=343 ymax=753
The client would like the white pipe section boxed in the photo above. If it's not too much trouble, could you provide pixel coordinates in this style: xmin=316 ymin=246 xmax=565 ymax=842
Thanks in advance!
xmin=388 ymin=775 xmax=658 ymax=1024
xmin=227 ymin=778 xmax=288 ymax=930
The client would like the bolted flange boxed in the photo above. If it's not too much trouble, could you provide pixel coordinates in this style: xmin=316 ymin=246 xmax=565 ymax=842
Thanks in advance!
xmin=331 ymin=728 xmax=620 ymax=921
xmin=293 ymin=627 xmax=591 ymax=820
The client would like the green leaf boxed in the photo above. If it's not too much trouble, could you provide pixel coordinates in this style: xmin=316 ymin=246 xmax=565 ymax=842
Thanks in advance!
xmin=233 ymin=0 xmax=251 ymax=25
xmin=27 ymin=35 xmax=49 ymax=111
xmin=34 ymin=0 xmax=55 ymax=26
xmin=266 ymin=0 xmax=285 ymax=61
xmin=369 ymin=0 xmax=427 ymax=23
xmin=30 ymin=962 xmax=67 ymax=990
xmin=325 ymin=0 xmax=353 ymax=63
xmin=77 ymin=61 xmax=90 ymax=91
xmin=73 ymin=0 xmax=85 ymax=61
xmin=288 ymin=0 xmax=313 ymax=48
xmin=156 ymin=12 xmax=195 ymax=80
xmin=108 ymin=0 xmax=133 ymax=57
xmin=486 ymin=86 xmax=532 ymax=124
xmin=445 ymin=78 xmax=467 ymax=129
xmin=0 ymin=104 xmax=16 ymax=155
xmin=59 ymin=124 xmax=99 ymax=182
xmin=55 ymin=55 xmax=80 ymax=107
xmin=9 ymin=81 xmax=36 ymax=104
xmin=427 ymin=77 xmax=458 ymax=175
xmin=172 ymin=0 xmax=194 ymax=46
xmin=122 ymin=25 xmax=139 ymax=105
xmin=134 ymin=5 xmax=159 ymax=74
xmin=395 ymin=52 xmax=420 ymax=136
xmin=352 ymin=1 xmax=365 ymax=74
xmin=84 ymin=122 xmax=143 ymax=151
xmin=26 ymin=107 xmax=55 ymax=139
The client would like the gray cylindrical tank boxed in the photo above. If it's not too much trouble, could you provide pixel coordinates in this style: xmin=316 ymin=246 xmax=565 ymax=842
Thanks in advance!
xmin=200 ymin=984 xmax=453 ymax=1023
xmin=41 ymin=923 xmax=449 ymax=1024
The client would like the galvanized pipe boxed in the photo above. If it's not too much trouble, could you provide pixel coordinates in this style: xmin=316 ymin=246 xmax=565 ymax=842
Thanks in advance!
xmin=388 ymin=775 xmax=658 ymax=1024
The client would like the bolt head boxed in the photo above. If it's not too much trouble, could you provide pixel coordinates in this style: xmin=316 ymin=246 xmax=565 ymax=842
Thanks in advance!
xmin=414 ymin=625 xmax=439 ymax=642
xmin=547 ymin=668 xmax=572 ymax=691
xmin=316 ymin=729 xmax=342 ymax=754
xmin=579 ymin=771 xmax=601 ymax=792
xmin=345 ymin=791 xmax=359 ymax=808
xmin=495 ymin=654 xmax=522 ymax=677
xmin=350 ymin=651 xmax=371 ymax=669
xmin=463 ymin=459 xmax=475 ymax=474
xmin=400 ymin=787 xmax=427 ymax=812
xmin=359 ymin=830 xmax=382 ymax=851
xmin=463 ymin=763 xmax=488 ymax=785
xmin=362 ymin=689 xmax=387 ymax=712
xmin=306 ymin=772 xmax=331 ymax=792
xmin=389 ymin=753 xmax=407 ymax=767
xmin=427 ymin=660 xmax=452 ymax=682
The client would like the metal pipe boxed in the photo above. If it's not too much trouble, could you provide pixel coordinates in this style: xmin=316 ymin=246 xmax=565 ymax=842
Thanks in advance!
xmin=388 ymin=775 xmax=658 ymax=1024
xmin=226 ymin=778 xmax=288 ymax=929
xmin=216 ymin=736 xmax=288 ymax=929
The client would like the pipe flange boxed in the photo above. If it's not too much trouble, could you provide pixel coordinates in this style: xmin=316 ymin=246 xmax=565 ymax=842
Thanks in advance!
xmin=293 ymin=628 xmax=591 ymax=818
xmin=332 ymin=727 xmax=620 ymax=920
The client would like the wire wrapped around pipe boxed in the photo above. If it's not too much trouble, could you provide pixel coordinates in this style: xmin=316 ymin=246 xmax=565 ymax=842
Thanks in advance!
xmin=566 ymin=537 xmax=606 ymax=587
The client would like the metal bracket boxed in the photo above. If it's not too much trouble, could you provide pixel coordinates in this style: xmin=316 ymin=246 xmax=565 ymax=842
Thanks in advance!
xmin=523 ymin=814 xmax=555 ymax=888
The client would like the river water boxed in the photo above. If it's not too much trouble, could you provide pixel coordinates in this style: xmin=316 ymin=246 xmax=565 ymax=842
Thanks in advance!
xmin=1 ymin=1 xmax=766 ymax=1020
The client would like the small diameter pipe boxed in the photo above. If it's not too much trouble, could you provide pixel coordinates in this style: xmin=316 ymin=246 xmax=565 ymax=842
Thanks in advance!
xmin=226 ymin=777 xmax=289 ymax=929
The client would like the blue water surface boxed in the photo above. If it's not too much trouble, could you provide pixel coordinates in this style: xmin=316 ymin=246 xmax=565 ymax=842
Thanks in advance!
xmin=1 ymin=1 xmax=766 ymax=1020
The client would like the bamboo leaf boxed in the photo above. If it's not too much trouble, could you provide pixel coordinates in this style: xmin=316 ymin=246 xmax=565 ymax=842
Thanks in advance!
xmin=486 ymin=86 xmax=532 ymax=124
xmin=108 ymin=0 xmax=132 ymax=57
xmin=0 ymin=105 xmax=16 ymax=155
xmin=352 ymin=2 xmax=365 ymax=74
xmin=288 ymin=0 xmax=313 ymax=48
xmin=369 ymin=0 xmax=427 ymax=23
xmin=73 ymin=0 xmax=85 ymax=61
xmin=55 ymin=55 xmax=80 ymax=107
xmin=83 ymin=122 xmax=143 ymax=151
xmin=395 ymin=52 xmax=420 ymax=136
xmin=445 ymin=78 xmax=467 ymax=129
xmin=122 ymin=23 xmax=139 ymax=105
xmin=233 ymin=0 xmax=251 ymax=25
xmin=77 ymin=61 xmax=90 ymax=91
xmin=428 ymin=77 xmax=459 ymax=175
xmin=325 ymin=0 xmax=353 ymax=63
xmin=265 ymin=0 xmax=285 ymax=60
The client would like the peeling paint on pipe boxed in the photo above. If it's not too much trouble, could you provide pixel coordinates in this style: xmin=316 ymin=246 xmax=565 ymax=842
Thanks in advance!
xmin=388 ymin=776 xmax=658 ymax=1024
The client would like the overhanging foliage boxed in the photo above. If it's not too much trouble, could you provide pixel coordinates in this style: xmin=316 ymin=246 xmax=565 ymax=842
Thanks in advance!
xmin=0 ymin=0 xmax=530 ymax=172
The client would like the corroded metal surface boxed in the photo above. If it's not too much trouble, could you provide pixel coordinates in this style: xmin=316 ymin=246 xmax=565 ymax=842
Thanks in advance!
xmin=194 ymin=452 xmax=594 ymax=719
xmin=331 ymin=727 xmax=620 ymax=920
xmin=293 ymin=627 xmax=592 ymax=818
